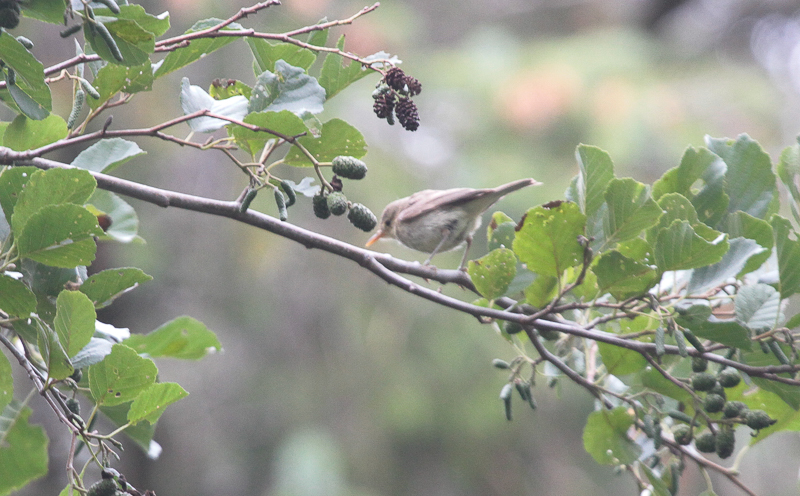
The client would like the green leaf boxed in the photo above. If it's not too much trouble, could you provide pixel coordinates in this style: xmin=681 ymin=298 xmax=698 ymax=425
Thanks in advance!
xmin=84 ymin=16 xmax=155 ymax=67
xmin=318 ymin=35 xmax=371 ymax=100
xmin=0 ymin=273 xmax=36 ymax=318
xmin=467 ymin=248 xmax=517 ymax=300
xmin=36 ymin=319 xmax=73 ymax=380
xmin=179 ymin=77 xmax=248 ymax=133
xmin=283 ymin=118 xmax=367 ymax=166
xmin=247 ymin=39 xmax=316 ymax=74
xmin=595 ymin=178 xmax=661 ymax=251
xmin=597 ymin=341 xmax=647 ymax=376
xmin=777 ymin=143 xmax=800 ymax=226
xmin=513 ymin=202 xmax=585 ymax=279
xmin=87 ymin=189 xmax=142 ymax=243
xmin=688 ymin=237 xmax=765 ymax=294
xmin=123 ymin=316 xmax=221 ymax=360
xmin=209 ymin=79 xmax=252 ymax=100
xmin=99 ymin=402 xmax=158 ymax=455
xmin=127 ymin=382 xmax=188 ymax=425
xmin=248 ymin=60 xmax=326 ymax=115
xmin=771 ymin=215 xmax=800 ymax=298
xmin=523 ymin=273 xmax=558 ymax=307
xmin=570 ymin=144 xmax=615 ymax=219
xmin=641 ymin=363 xmax=693 ymax=404
xmin=0 ymin=402 xmax=48 ymax=495
xmin=54 ymin=290 xmax=96 ymax=357
xmin=231 ymin=110 xmax=308 ymax=159
xmin=307 ymin=20 xmax=329 ymax=48
xmin=735 ymin=284 xmax=783 ymax=333
xmin=107 ymin=5 xmax=170 ymax=37
xmin=706 ymin=134 xmax=776 ymax=220
xmin=640 ymin=463 xmax=672 ymax=496
xmin=653 ymin=146 xmax=729 ymax=226
xmin=154 ymin=19 xmax=243 ymax=78
xmin=720 ymin=211 xmax=773 ymax=275
xmin=0 ymin=166 xmax=37 ymax=226
xmin=80 ymin=267 xmax=152 ymax=308
xmin=17 ymin=204 xmax=102 ymax=268
xmin=486 ymin=211 xmax=516 ymax=251
xmin=593 ymin=250 xmax=658 ymax=300
xmin=71 ymin=337 xmax=114 ymax=369
xmin=10 ymin=168 xmax=96 ymax=236
xmin=87 ymin=62 xmax=154 ymax=110
xmin=734 ymin=387 xmax=800 ymax=442
xmin=653 ymin=220 xmax=728 ymax=271
xmin=5 ymin=79 xmax=50 ymax=121
xmin=70 ymin=138 xmax=146 ymax=173
xmin=0 ymin=31 xmax=52 ymax=119
xmin=3 ymin=114 xmax=66 ymax=152
xmin=683 ymin=317 xmax=752 ymax=350
xmin=89 ymin=344 xmax=157 ymax=407
xmin=21 ymin=0 xmax=67 ymax=24
xmin=582 ymin=407 xmax=641 ymax=465
xmin=0 ymin=353 xmax=12 ymax=412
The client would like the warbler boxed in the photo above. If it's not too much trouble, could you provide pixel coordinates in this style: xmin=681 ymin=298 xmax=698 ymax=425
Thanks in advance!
xmin=366 ymin=178 xmax=539 ymax=268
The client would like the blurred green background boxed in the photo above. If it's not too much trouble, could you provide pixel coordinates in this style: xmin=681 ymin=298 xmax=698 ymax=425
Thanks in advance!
xmin=10 ymin=0 xmax=800 ymax=495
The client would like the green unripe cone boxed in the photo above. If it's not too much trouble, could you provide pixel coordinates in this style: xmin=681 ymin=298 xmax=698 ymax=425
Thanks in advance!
xmin=312 ymin=193 xmax=330 ymax=219
xmin=709 ymin=382 xmax=726 ymax=400
xmin=691 ymin=356 xmax=708 ymax=372
xmin=347 ymin=203 xmax=377 ymax=231
xmin=326 ymin=192 xmax=348 ymax=216
xmin=66 ymin=398 xmax=80 ymax=415
xmin=504 ymin=321 xmax=523 ymax=334
xmin=703 ymin=393 xmax=726 ymax=413
xmin=331 ymin=156 xmax=368 ymax=180
xmin=722 ymin=401 xmax=748 ymax=419
xmin=672 ymin=424 xmax=693 ymax=445
xmin=694 ymin=431 xmax=716 ymax=453
xmin=744 ymin=409 xmax=776 ymax=431
xmin=691 ymin=372 xmax=718 ymax=392
xmin=718 ymin=368 xmax=741 ymax=388
xmin=538 ymin=329 xmax=560 ymax=341
xmin=715 ymin=426 xmax=735 ymax=459
xmin=87 ymin=479 xmax=117 ymax=496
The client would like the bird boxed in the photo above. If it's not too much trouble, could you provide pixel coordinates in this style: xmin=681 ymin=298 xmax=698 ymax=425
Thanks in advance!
xmin=366 ymin=178 xmax=540 ymax=268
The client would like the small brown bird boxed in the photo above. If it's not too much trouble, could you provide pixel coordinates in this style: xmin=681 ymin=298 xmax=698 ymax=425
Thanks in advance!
xmin=366 ymin=178 xmax=540 ymax=268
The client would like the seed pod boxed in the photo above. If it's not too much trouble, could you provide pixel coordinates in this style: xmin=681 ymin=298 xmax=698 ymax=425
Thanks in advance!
xmin=691 ymin=372 xmax=718 ymax=392
xmin=667 ymin=410 xmax=695 ymax=425
xmin=87 ymin=479 xmax=117 ymax=496
xmin=66 ymin=398 xmax=81 ymax=415
xmin=5 ymin=67 xmax=15 ymax=86
xmin=504 ymin=321 xmax=523 ymax=335
xmin=96 ymin=0 xmax=121 ymax=14
xmin=514 ymin=380 xmax=530 ymax=403
xmin=280 ymin=180 xmax=296 ymax=207
xmin=312 ymin=193 xmax=330 ymax=219
xmin=15 ymin=36 xmax=34 ymax=50
xmin=643 ymin=414 xmax=656 ymax=439
xmin=768 ymin=340 xmax=791 ymax=365
xmin=60 ymin=24 xmax=83 ymax=38
xmin=78 ymin=77 xmax=101 ymax=99
xmin=95 ymin=21 xmax=124 ymax=62
xmin=70 ymin=368 xmax=83 ymax=382
xmin=654 ymin=326 xmax=665 ymax=356
xmin=674 ymin=327 xmax=688 ymax=357
xmin=67 ymin=89 xmax=86 ymax=129
xmin=744 ymin=409 xmax=776 ymax=431
xmin=709 ymin=382 xmax=726 ymax=400
xmin=347 ymin=203 xmax=377 ymax=231
xmin=672 ymin=424 xmax=692 ymax=445
xmin=500 ymin=383 xmax=513 ymax=421
xmin=239 ymin=187 xmax=257 ymax=213
xmin=682 ymin=329 xmax=706 ymax=353
xmin=718 ymin=368 xmax=741 ymax=388
xmin=691 ymin=356 xmax=708 ymax=373
xmin=326 ymin=192 xmax=348 ymax=216
xmin=491 ymin=359 xmax=510 ymax=370
xmin=0 ymin=7 xmax=19 ymax=30
xmin=703 ymin=393 xmax=726 ymax=413
xmin=331 ymin=156 xmax=368 ymax=180
xmin=694 ymin=431 xmax=716 ymax=453
xmin=273 ymin=189 xmax=287 ymax=221
xmin=715 ymin=426 xmax=735 ymax=459
xmin=722 ymin=401 xmax=748 ymax=419
xmin=539 ymin=329 xmax=560 ymax=341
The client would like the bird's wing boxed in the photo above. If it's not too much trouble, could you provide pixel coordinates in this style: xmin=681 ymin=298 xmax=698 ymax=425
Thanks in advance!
xmin=397 ymin=188 xmax=486 ymax=221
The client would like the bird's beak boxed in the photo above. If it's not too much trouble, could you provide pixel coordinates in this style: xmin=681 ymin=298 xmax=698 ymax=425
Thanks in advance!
xmin=365 ymin=229 xmax=384 ymax=247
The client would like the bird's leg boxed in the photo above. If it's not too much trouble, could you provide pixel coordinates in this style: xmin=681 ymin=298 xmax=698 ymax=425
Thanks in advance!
xmin=423 ymin=227 xmax=455 ymax=266
xmin=458 ymin=233 xmax=473 ymax=271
